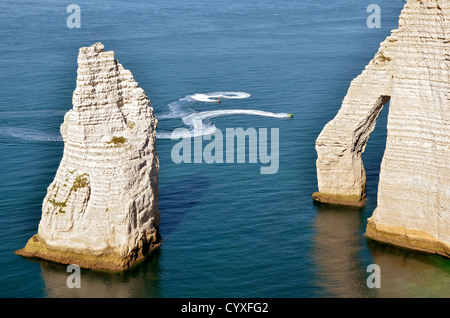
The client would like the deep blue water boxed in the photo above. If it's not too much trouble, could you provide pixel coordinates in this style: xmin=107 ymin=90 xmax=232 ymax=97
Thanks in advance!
xmin=1 ymin=0 xmax=449 ymax=298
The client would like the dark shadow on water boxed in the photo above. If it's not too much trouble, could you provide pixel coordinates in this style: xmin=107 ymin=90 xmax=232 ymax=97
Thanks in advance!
xmin=158 ymin=175 xmax=211 ymax=237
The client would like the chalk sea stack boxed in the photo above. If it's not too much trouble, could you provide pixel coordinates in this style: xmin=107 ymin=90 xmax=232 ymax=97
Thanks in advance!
xmin=313 ymin=0 xmax=449 ymax=257
xmin=15 ymin=43 xmax=161 ymax=270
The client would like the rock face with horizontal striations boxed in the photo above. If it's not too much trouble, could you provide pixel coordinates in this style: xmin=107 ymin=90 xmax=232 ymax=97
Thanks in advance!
xmin=16 ymin=43 xmax=160 ymax=270
xmin=313 ymin=0 xmax=449 ymax=257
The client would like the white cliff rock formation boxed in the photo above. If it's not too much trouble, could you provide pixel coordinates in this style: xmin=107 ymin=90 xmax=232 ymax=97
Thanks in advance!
xmin=313 ymin=0 xmax=449 ymax=257
xmin=16 ymin=43 xmax=160 ymax=270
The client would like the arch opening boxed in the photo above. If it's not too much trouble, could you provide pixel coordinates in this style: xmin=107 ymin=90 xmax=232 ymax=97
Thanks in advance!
xmin=313 ymin=94 xmax=391 ymax=207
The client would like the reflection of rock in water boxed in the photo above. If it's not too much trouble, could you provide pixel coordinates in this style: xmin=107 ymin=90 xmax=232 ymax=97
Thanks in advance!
xmin=367 ymin=241 xmax=450 ymax=298
xmin=40 ymin=249 xmax=162 ymax=298
xmin=313 ymin=204 xmax=370 ymax=297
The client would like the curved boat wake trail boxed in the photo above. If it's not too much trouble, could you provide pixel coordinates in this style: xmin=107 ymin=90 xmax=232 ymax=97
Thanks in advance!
xmin=156 ymin=92 xmax=290 ymax=139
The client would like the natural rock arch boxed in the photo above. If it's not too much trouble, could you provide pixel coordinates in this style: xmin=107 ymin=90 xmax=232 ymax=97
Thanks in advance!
xmin=313 ymin=44 xmax=394 ymax=207
xmin=313 ymin=0 xmax=450 ymax=258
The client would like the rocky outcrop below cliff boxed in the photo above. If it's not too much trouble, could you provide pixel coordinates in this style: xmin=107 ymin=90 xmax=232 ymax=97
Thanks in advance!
xmin=16 ymin=43 xmax=160 ymax=270
xmin=313 ymin=0 xmax=449 ymax=257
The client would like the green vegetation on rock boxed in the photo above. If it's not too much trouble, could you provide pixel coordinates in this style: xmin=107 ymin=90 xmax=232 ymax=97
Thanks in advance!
xmin=72 ymin=174 xmax=88 ymax=192
xmin=107 ymin=136 xmax=127 ymax=146
xmin=48 ymin=174 xmax=89 ymax=215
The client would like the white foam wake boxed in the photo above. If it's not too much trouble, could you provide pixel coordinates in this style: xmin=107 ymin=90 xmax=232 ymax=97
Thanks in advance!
xmin=156 ymin=92 xmax=290 ymax=139
xmin=187 ymin=92 xmax=251 ymax=103
xmin=157 ymin=91 xmax=251 ymax=120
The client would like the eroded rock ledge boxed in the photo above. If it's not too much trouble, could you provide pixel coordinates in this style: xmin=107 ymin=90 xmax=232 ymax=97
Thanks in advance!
xmin=16 ymin=43 xmax=161 ymax=270
xmin=313 ymin=0 xmax=449 ymax=257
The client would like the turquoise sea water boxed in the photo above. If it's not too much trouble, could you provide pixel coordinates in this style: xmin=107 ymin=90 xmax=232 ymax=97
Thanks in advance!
xmin=0 ymin=0 xmax=449 ymax=298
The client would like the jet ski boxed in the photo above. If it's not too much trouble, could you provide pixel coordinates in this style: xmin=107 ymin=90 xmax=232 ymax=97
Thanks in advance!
xmin=288 ymin=113 xmax=293 ymax=118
